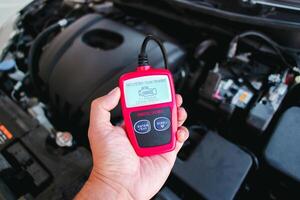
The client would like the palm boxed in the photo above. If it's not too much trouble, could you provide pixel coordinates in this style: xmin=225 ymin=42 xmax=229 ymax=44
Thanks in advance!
xmin=90 ymin=126 xmax=176 ymax=199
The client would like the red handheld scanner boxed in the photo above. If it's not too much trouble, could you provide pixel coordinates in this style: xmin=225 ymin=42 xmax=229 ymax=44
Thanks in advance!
xmin=119 ymin=66 xmax=177 ymax=156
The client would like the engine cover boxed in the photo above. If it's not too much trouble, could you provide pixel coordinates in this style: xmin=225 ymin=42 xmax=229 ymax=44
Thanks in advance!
xmin=38 ymin=14 xmax=185 ymax=125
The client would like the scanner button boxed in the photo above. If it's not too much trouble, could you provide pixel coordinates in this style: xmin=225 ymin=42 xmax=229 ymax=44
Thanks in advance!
xmin=134 ymin=120 xmax=151 ymax=134
xmin=154 ymin=117 xmax=170 ymax=131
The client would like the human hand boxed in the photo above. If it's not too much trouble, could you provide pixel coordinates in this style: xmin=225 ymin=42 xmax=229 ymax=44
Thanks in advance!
xmin=75 ymin=87 xmax=189 ymax=200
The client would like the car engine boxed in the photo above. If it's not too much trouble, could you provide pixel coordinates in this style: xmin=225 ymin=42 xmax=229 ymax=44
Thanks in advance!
xmin=1 ymin=0 xmax=300 ymax=199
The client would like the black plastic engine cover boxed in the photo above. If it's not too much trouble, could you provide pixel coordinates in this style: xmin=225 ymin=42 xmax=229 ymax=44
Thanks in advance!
xmin=264 ymin=107 xmax=300 ymax=183
xmin=38 ymin=14 xmax=185 ymax=125
xmin=173 ymin=132 xmax=252 ymax=200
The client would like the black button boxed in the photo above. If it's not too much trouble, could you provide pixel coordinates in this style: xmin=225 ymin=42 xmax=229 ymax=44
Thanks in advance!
xmin=134 ymin=120 xmax=151 ymax=134
xmin=154 ymin=117 xmax=170 ymax=131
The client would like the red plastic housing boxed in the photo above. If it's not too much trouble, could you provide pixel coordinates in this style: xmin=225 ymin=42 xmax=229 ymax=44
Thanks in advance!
xmin=119 ymin=66 xmax=177 ymax=156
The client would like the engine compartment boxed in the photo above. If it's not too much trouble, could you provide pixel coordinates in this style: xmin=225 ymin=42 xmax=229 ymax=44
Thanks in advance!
xmin=38 ymin=14 xmax=185 ymax=127
xmin=1 ymin=0 xmax=300 ymax=199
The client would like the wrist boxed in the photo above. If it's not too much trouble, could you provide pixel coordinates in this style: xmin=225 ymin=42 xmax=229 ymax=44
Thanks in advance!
xmin=75 ymin=169 xmax=134 ymax=200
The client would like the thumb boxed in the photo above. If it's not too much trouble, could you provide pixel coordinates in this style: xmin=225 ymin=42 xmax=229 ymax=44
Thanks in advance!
xmin=89 ymin=87 xmax=120 ymax=131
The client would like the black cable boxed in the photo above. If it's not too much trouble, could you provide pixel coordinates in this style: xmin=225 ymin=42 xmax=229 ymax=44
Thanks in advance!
xmin=194 ymin=39 xmax=217 ymax=59
xmin=227 ymin=31 xmax=293 ymax=69
xmin=29 ymin=23 xmax=60 ymax=91
xmin=138 ymin=35 xmax=168 ymax=69
xmin=28 ymin=19 xmax=72 ymax=94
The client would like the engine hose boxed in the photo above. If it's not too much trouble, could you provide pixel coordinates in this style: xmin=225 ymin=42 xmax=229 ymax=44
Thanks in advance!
xmin=28 ymin=19 xmax=71 ymax=95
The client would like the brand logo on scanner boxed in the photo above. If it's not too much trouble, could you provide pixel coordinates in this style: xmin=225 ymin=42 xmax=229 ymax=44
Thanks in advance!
xmin=138 ymin=86 xmax=157 ymax=97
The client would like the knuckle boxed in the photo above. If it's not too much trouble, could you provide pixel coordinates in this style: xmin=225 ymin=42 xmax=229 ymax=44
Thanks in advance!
xmin=87 ymin=129 xmax=93 ymax=141
xmin=91 ymin=99 xmax=98 ymax=109
xmin=91 ymin=97 xmax=103 ymax=109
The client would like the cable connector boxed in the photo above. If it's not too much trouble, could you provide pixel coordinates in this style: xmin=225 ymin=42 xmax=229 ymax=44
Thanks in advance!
xmin=227 ymin=42 xmax=238 ymax=58
xmin=138 ymin=35 xmax=168 ymax=69
xmin=58 ymin=19 xmax=68 ymax=27
xmin=292 ymin=66 xmax=300 ymax=74
xmin=138 ymin=54 xmax=149 ymax=66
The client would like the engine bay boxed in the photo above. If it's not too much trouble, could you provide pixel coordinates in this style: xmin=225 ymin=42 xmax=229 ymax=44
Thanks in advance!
xmin=1 ymin=0 xmax=300 ymax=199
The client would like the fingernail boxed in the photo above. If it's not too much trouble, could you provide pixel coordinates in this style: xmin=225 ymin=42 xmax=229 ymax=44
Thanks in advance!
xmin=179 ymin=128 xmax=189 ymax=141
xmin=108 ymin=87 xmax=119 ymax=95
xmin=178 ymin=131 xmax=184 ymax=141
xmin=177 ymin=130 xmax=185 ymax=142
